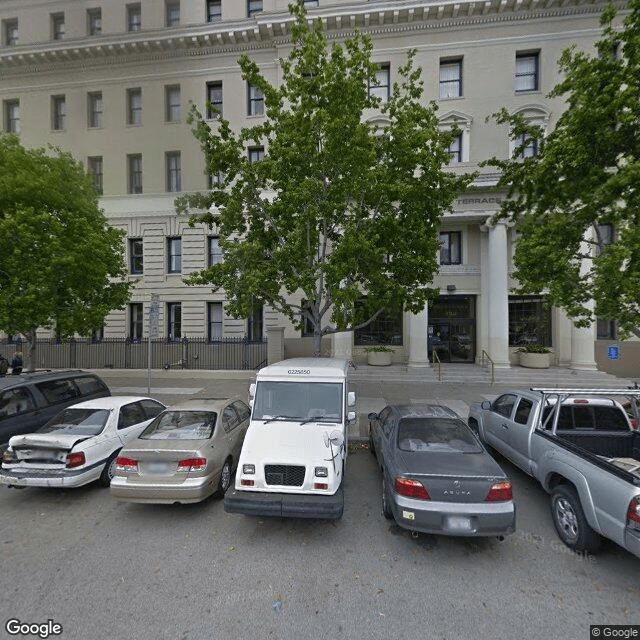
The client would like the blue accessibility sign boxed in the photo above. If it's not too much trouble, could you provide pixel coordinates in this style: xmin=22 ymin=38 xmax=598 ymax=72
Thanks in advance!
xmin=607 ymin=346 xmax=619 ymax=360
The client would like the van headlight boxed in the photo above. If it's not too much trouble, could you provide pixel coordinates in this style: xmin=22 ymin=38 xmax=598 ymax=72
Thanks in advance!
xmin=314 ymin=466 xmax=328 ymax=477
xmin=243 ymin=464 xmax=255 ymax=474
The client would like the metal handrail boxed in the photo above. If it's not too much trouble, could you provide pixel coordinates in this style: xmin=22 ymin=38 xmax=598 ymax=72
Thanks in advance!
xmin=480 ymin=350 xmax=495 ymax=385
xmin=431 ymin=349 xmax=442 ymax=382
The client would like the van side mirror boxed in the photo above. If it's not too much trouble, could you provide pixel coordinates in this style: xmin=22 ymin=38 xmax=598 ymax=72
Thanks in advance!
xmin=249 ymin=383 xmax=256 ymax=398
xmin=481 ymin=400 xmax=491 ymax=410
xmin=347 ymin=391 xmax=356 ymax=407
xmin=347 ymin=411 xmax=356 ymax=423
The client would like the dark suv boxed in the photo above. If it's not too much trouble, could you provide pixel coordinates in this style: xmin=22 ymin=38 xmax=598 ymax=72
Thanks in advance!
xmin=0 ymin=370 xmax=110 ymax=444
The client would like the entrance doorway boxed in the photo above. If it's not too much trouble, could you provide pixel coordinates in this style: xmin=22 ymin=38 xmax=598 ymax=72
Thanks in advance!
xmin=428 ymin=296 xmax=476 ymax=363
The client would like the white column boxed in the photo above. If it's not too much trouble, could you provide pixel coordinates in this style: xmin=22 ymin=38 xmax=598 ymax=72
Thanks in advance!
xmin=484 ymin=218 xmax=511 ymax=368
xmin=570 ymin=233 xmax=597 ymax=370
xmin=332 ymin=331 xmax=353 ymax=361
xmin=407 ymin=307 xmax=430 ymax=368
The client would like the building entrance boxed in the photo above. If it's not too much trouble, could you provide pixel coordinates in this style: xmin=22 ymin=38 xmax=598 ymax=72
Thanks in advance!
xmin=428 ymin=296 xmax=476 ymax=363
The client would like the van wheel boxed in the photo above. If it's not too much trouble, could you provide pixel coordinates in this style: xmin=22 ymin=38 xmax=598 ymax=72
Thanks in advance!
xmin=550 ymin=485 xmax=601 ymax=553
xmin=215 ymin=459 xmax=232 ymax=498
xmin=100 ymin=452 xmax=119 ymax=487
xmin=382 ymin=477 xmax=394 ymax=520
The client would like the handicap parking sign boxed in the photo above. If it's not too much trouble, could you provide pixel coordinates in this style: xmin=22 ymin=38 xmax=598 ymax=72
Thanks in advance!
xmin=607 ymin=346 xmax=619 ymax=360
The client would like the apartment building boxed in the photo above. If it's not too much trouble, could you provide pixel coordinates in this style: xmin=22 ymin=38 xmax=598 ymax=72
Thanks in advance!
xmin=0 ymin=0 xmax=621 ymax=370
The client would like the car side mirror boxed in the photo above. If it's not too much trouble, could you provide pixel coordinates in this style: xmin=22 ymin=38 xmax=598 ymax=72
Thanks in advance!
xmin=367 ymin=412 xmax=378 ymax=421
xmin=481 ymin=400 xmax=491 ymax=410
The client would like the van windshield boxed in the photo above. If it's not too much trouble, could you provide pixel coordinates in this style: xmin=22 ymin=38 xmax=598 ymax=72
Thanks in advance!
xmin=253 ymin=381 xmax=343 ymax=423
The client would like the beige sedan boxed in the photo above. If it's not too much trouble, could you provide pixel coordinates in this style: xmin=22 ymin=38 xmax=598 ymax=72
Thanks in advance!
xmin=109 ymin=397 xmax=250 ymax=504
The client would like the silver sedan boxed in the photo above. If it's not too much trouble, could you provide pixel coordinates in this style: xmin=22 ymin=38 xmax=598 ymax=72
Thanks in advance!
xmin=369 ymin=404 xmax=516 ymax=538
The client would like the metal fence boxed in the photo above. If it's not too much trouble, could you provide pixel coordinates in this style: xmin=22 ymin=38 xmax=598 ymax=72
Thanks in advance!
xmin=0 ymin=337 xmax=267 ymax=371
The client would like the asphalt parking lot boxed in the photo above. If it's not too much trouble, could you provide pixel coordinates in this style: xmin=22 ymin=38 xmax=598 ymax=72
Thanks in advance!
xmin=1 ymin=367 xmax=639 ymax=640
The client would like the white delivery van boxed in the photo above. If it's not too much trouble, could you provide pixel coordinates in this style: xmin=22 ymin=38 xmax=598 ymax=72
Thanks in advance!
xmin=224 ymin=358 xmax=356 ymax=519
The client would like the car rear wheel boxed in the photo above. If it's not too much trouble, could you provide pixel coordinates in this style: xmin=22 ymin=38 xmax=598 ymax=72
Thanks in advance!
xmin=215 ymin=459 xmax=232 ymax=498
xmin=550 ymin=485 xmax=601 ymax=553
xmin=100 ymin=451 xmax=119 ymax=487
xmin=382 ymin=477 xmax=394 ymax=520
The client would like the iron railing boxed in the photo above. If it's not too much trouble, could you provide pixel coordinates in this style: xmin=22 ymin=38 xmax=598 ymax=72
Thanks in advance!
xmin=0 ymin=337 xmax=267 ymax=371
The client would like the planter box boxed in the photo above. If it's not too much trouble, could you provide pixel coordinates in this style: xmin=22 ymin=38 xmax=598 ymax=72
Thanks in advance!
xmin=367 ymin=351 xmax=392 ymax=366
xmin=519 ymin=352 xmax=551 ymax=369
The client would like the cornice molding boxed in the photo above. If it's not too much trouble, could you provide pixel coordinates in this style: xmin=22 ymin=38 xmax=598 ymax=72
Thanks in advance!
xmin=0 ymin=0 xmax=621 ymax=76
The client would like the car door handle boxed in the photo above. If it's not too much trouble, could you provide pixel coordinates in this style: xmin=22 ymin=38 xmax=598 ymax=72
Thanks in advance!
xmin=501 ymin=423 xmax=509 ymax=429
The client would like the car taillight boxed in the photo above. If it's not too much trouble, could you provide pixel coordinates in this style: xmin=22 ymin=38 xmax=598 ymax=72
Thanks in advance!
xmin=394 ymin=477 xmax=430 ymax=500
xmin=115 ymin=456 xmax=138 ymax=472
xmin=177 ymin=458 xmax=206 ymax=472
xmin=630 ymin=418 xmax=638 ymax=430
xmin=627 ymin=496 xmax=640 ymax=526
xmin=66 ymin=452 xmax=86 ymax=468
xmin=486 ymin=482 xmax=513 ymax=501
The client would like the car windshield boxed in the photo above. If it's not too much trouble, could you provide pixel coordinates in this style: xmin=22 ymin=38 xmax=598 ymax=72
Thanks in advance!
xmin=397 ymin=417 xmax=481 ymax=453
xmin=140 ymin=411 xmax=217 ymax=440
xmin=37 ymin=408 xmax=110 ymax=436
xmin=252 ymin=381 xmax=343 ymax=423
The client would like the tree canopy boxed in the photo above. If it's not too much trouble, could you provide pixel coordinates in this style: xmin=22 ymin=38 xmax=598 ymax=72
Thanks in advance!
xmin=488 ymin=0 xmax=640 ymax=338
xmin=177 ymin=1 xmax=475 ymax=355
xmin=0 ymin=134 xmax=132 ymax=369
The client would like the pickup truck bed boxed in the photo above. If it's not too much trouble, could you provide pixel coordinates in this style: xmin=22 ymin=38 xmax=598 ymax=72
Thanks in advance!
xmin=555 ymin=429 xmax=640 ymax=460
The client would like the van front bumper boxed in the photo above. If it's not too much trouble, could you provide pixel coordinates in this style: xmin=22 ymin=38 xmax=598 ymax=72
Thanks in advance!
xmin=224 ymin=485 xmax=344 ymax=520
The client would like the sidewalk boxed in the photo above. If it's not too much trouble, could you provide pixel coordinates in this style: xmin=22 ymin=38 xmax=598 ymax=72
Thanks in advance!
xmin=91 ymin=362 xmax=638 ymax=439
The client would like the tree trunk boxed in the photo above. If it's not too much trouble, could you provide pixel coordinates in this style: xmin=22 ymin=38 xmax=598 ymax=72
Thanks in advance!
xmin=313 ymin=330 xmax=322 ymax=358
xmin=25 ymin=327 xmax=37 ymax=373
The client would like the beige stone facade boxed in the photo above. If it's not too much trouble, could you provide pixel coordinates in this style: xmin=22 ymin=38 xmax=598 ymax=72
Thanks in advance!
xmin=0 ymin=0 xmax=631 ymax=371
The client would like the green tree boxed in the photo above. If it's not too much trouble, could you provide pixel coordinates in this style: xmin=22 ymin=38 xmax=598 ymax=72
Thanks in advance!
xmin=487 ymin=1 xmax=640 ymax=339
xmin=0 ymin=134 xmax=132 ymax=370
xmin=177 ymin=1 xmax=474 ymax=356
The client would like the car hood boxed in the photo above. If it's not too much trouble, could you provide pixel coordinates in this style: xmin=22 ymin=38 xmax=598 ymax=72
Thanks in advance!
xmin=9 ymin=433 xmax=91 ymax=451
xmin=242 ymin=420 xmax=342 ymax=463
xmin=397 ymin=449 xmax=506 ymax=480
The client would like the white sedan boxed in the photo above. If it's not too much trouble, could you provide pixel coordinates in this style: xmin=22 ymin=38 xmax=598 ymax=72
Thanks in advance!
xmin=0 ymin=396 xmax=166 ymax=489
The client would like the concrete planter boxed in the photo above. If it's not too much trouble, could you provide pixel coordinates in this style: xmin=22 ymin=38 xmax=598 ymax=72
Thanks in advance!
xmin=519 ymin=351 xmax=551 ymax=369
xmin=366 ymin=350 xmax=393 ymax=366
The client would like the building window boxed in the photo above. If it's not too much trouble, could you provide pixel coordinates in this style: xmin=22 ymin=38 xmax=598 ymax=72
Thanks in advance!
xmin=127 ymin=154 xmax=143 ymax=194
xmin=208 ymin=302 xmax=223 ymax=341
xmin=3 ymin=19 xmax=18 ymax=46
xmin=208 ymin=236 xmax=223 ymax=266
xmin=91 ymin=327 xmax=104 ymax=343
xmin=206 ymin=81 xmax=223 ymax=119
xmin=248 ymin=1 xmax=263 ymax=17
xmin=595 ymin=223 xmax=614 ymax=256
xmin=208 ymin=171 xmax=224 ymax=189
xmin=4 ymin=99 xmax=20 ymax=133
xmin=354 ymin=306 xmax=403 ymax=346
xmin=207 ymin=0 xmax=222 ymax=22
xmin=597 ymin=319 xmax=616 ymax=340
xmin=87 ymin=92 xmax=103 ymax=128
xmin=165 ymin=85 xmax=180 ymax=122
xmin=130 ymin=303 xmax=143 ymax=341
xmin=127 ymin=4 xmax=141 ymax=32
xmin=167 ymin=302 xmax=182 ymax=341
xmin=304 ymin=0 xmax=319 ymax=7
xmin=247 ymin=305 xmax=263 ymax=342
xmin=515 ymin=52 xmax=539 ymax=92
xmin=513 ymin=133 xmax=538 ymax=159
xmin=446 ymin=133 xmax=462 ymax=164
xmin=127 ymin=88 xmax=142 ymax=125
xmin=87 ymin=156 xmax=103 ymax=195
xmin=440 ymin=231 xmax=462 ymax=265
xmin=51 ymin=13 xmax=65 ymax=40
xmin=248 ymin=83 xmax=264 ymax=116
xmin=87 ymin=8 xmax=102 ymax=36
xmin=166 ymin=152 xmax=181 ymax=192
xmin=248 ymin=147 xmax=264 ymax=164
xmin=51 ymin=95 xmax=66 ymax=131
xmin=440 ymin=58 xmax=462 ymax=98
xmin=301 ymin=300 xmax=315 ymax=337
xmin=368 ymin=63 xmax=390 ymax=102
xmin=166 ymin=2 xmax=180 ymax=27
xmin=168 ymin=238 xmax=182 ymax=273
xmin=508 ymin=295 xmax=551 ymax=347
xmin=129 ymin=238 xmax=143 ymax=275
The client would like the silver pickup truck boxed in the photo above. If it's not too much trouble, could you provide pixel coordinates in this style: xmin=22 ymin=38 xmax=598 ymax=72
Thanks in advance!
xmin=468 ymin=388 xmax=640 ymax=557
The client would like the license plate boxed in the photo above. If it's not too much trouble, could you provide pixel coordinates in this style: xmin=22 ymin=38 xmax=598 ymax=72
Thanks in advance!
xmin=145 ymin=462 xmax=170 ymax=474
xmin=447 ymin=515 xmax=472 ymax=531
